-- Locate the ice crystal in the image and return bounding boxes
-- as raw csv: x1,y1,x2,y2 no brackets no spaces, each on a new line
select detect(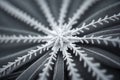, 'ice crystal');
0,0,120,80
